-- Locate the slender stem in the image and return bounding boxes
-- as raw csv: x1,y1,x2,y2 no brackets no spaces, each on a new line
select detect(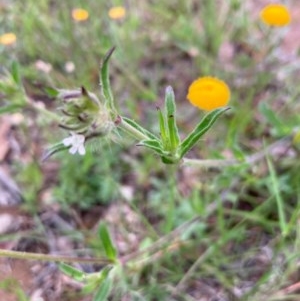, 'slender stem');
182,136,292,168
0,249,113,265
165,165,177,232
118,116,149,140
182,158,237,168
